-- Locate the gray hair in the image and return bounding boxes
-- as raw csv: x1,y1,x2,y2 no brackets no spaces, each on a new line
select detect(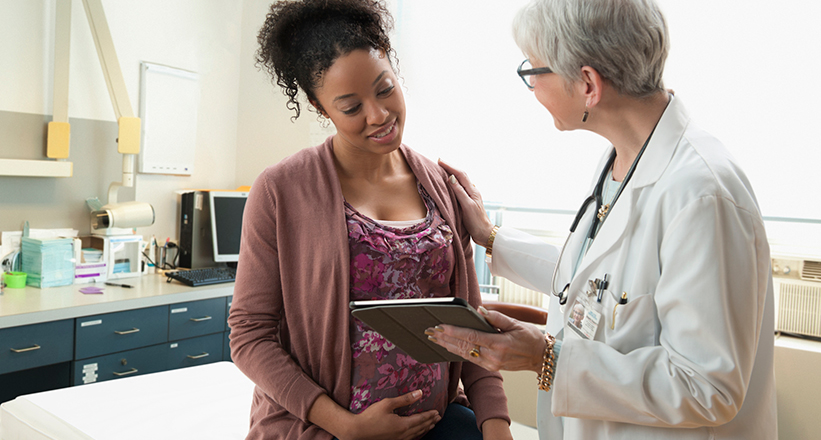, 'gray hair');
513,0,669,97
